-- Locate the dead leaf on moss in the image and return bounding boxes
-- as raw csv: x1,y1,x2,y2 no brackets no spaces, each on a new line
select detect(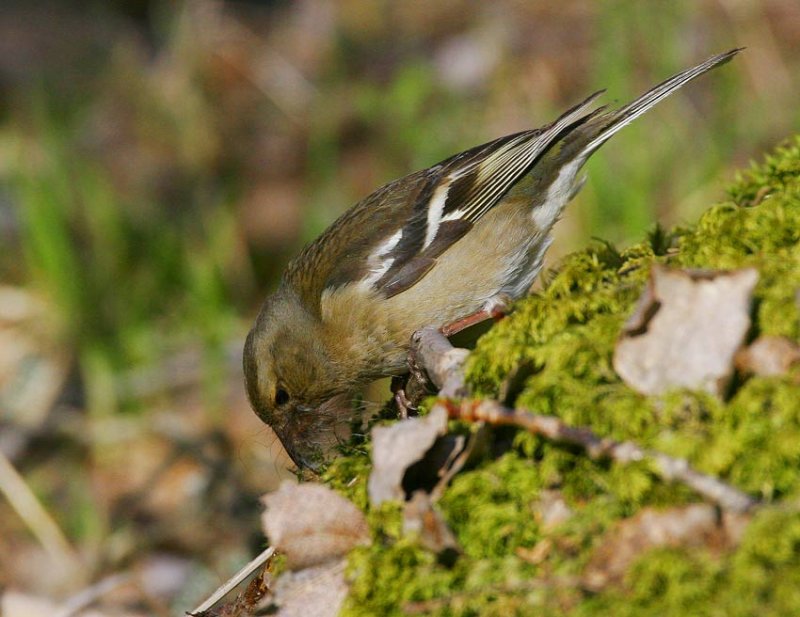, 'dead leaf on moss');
403,491,461,559
268,560,348,617
261,482,369,570
614,266,758,396
532,489,573,531
368,406,448,505
515,539,553,565
582,504,746,591
735,335,800,376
